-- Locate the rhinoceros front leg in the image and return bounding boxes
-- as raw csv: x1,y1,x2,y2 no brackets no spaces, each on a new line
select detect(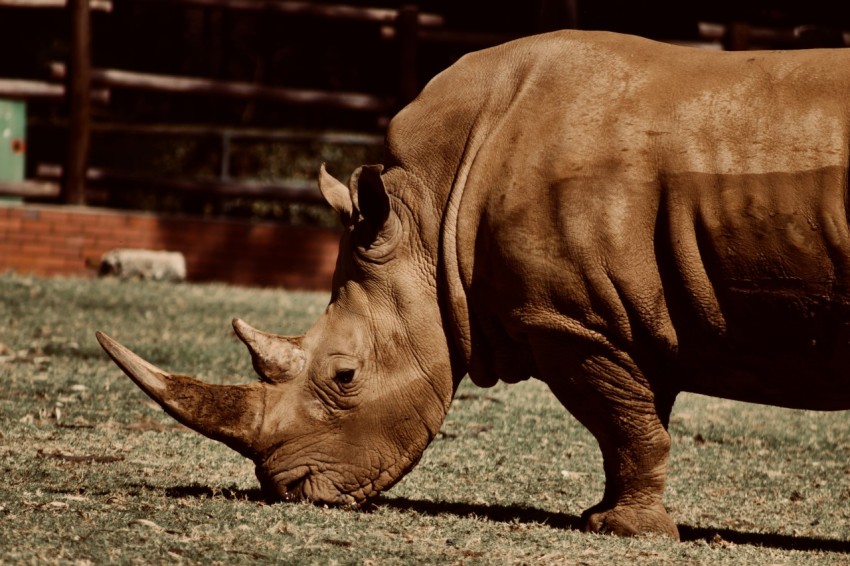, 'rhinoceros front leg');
540,347,679,539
